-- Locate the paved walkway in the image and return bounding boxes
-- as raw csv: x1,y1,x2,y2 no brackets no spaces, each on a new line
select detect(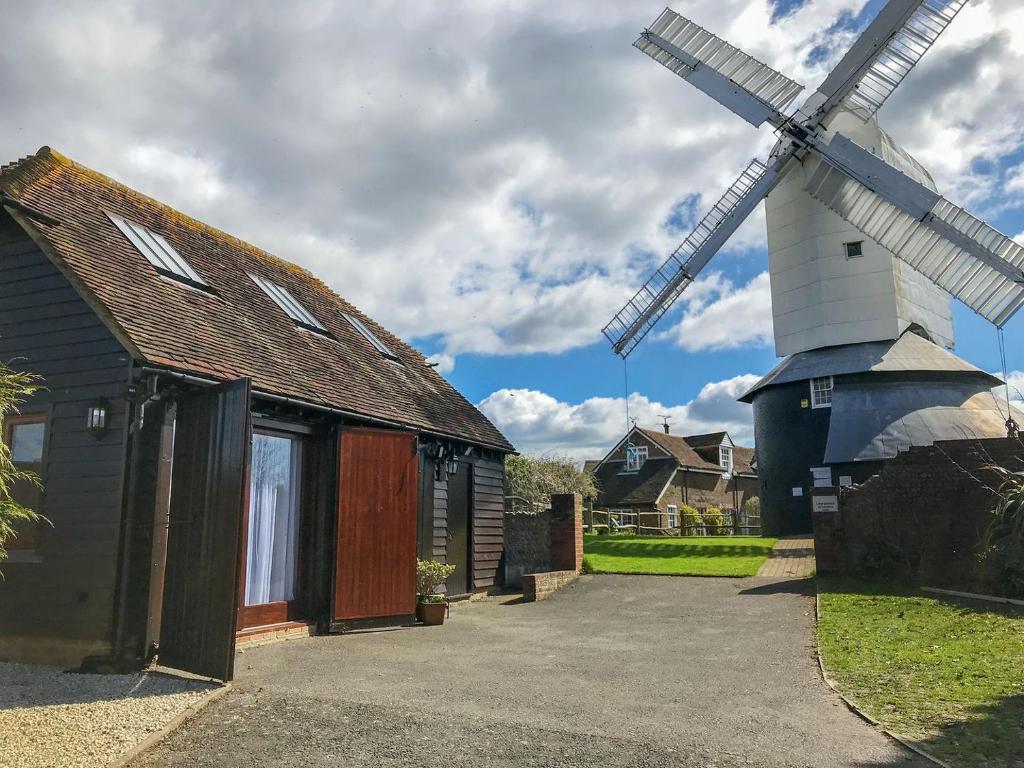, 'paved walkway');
132,575,923,768
756,536,816,579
